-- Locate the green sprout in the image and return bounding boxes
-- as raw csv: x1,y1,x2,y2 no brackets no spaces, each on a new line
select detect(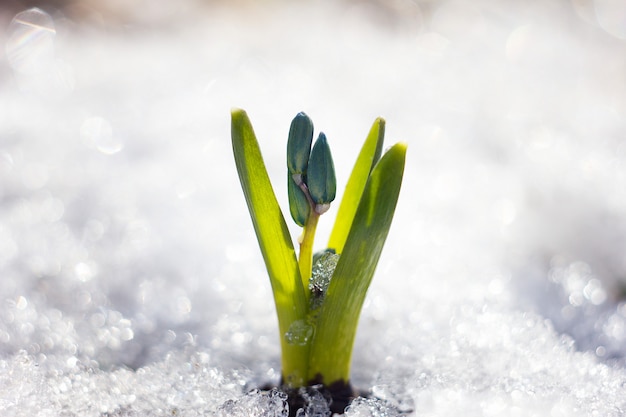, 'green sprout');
231,108,407,390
